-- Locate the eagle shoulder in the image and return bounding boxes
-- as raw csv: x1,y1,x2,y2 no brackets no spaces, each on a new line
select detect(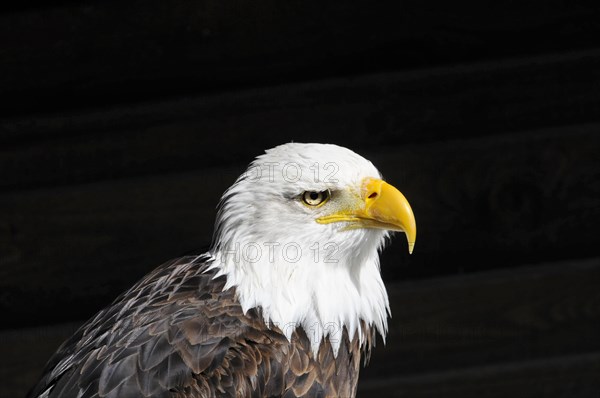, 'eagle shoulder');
28,256,372,398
